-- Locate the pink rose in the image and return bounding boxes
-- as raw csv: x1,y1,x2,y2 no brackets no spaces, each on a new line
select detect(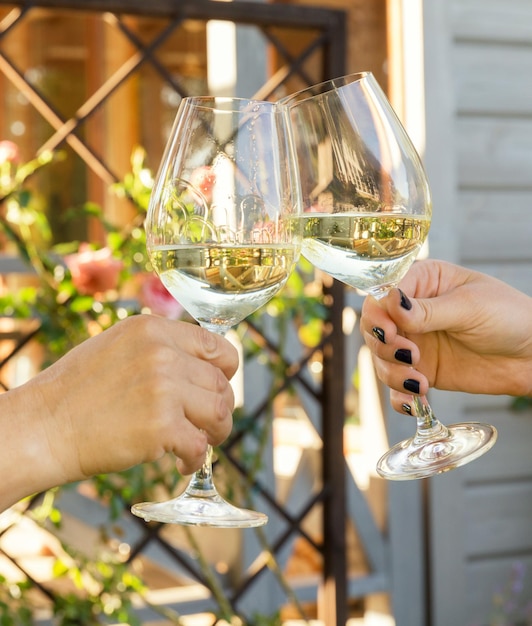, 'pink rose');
138,273,184,320
0,140,20,165
189,166,216,204
65,244,123,296
251,220,277,244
